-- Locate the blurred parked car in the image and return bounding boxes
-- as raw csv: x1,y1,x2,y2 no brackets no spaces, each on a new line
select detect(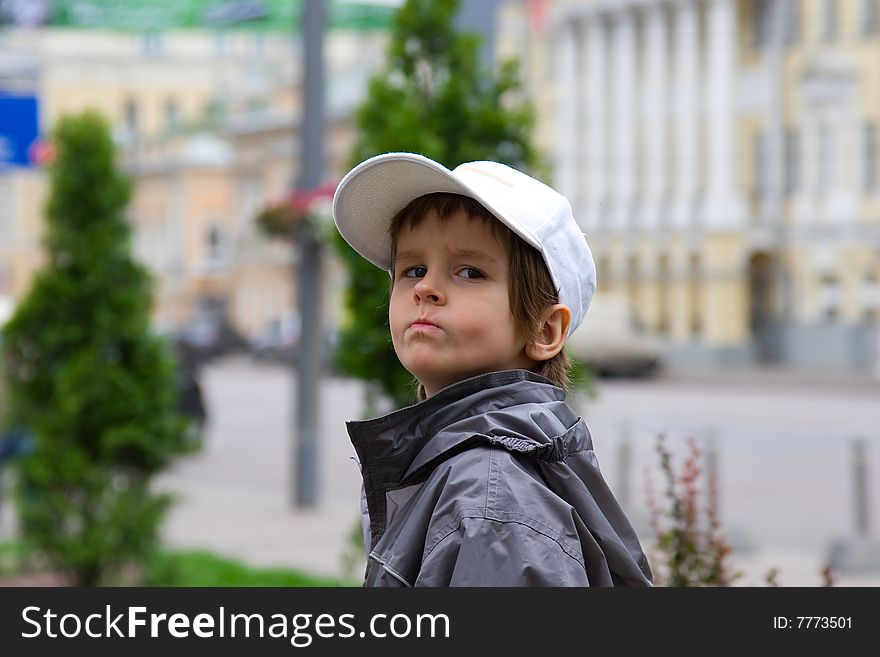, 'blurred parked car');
249,312,339,373
250,312,301,363
566,293,664,378
178,316,247,362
